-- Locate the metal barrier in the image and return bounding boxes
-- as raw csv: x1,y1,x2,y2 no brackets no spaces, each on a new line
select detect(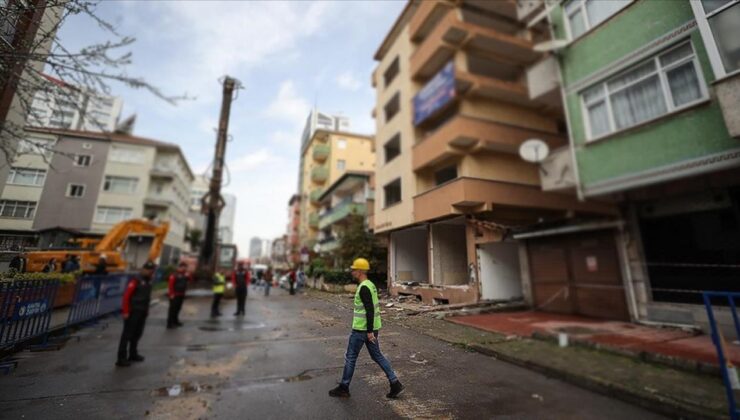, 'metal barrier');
0,279,59,348
703,291,740,420
66,273,133,327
